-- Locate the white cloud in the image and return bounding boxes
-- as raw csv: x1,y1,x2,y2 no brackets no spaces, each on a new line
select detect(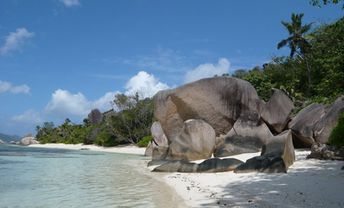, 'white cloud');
125,71,169,98
184,58,230,83
0,80,30,94
0,28,34,56
43,71,168,121
92,91,119,110
45,89,90,118
45,89,118,119
11,109,42,124
59,0,80,7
